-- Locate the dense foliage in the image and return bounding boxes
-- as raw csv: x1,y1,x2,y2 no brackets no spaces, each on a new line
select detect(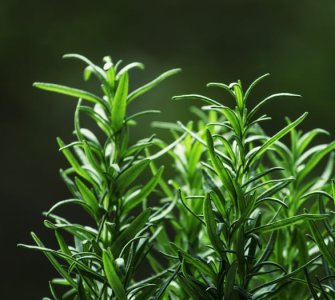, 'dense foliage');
19,55,335,299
